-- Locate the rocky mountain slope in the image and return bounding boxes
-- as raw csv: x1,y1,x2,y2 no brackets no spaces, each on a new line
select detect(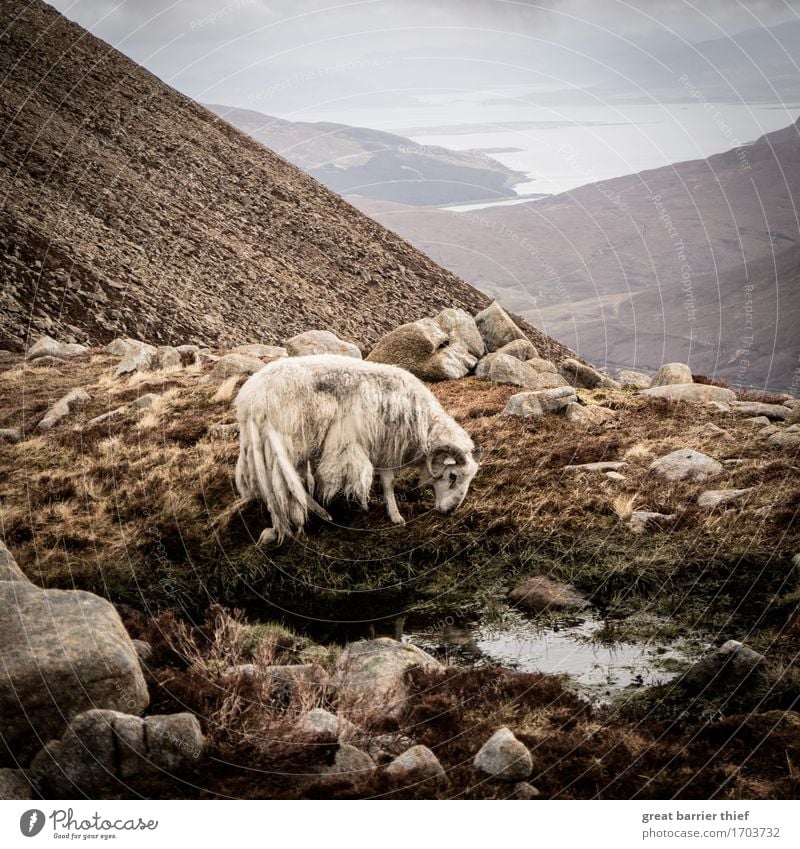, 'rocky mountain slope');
356,118,800,390
205,104,526,207
0,0,571,363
